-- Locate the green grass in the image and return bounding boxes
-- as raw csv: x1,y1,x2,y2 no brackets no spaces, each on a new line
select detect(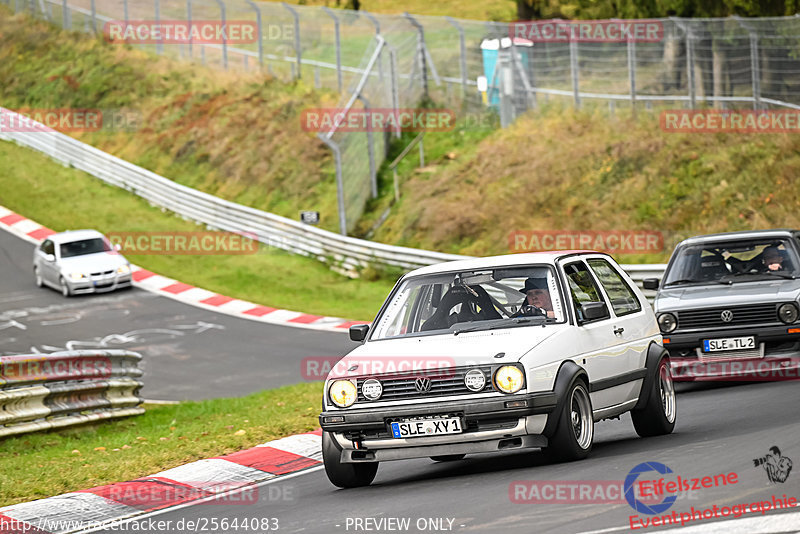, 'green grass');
0,382,323,506
0,140,393,320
